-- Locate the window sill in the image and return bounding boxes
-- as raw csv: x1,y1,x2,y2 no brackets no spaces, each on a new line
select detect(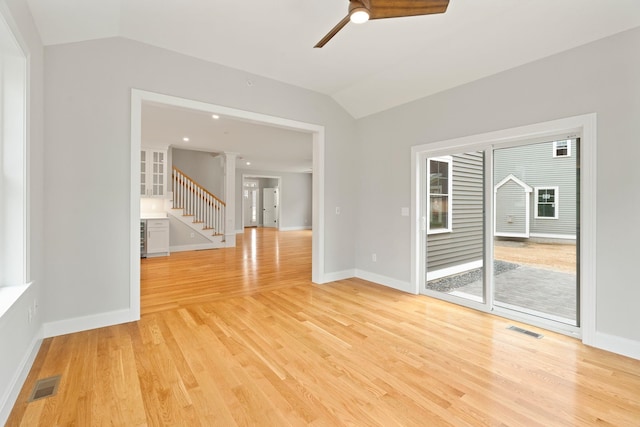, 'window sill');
0,283,30,319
